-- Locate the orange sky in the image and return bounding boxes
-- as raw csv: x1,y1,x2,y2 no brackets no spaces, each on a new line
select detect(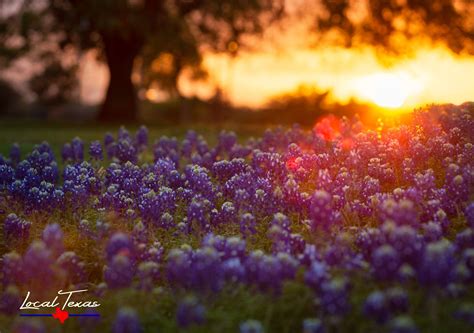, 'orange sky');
199,45,474,108
78,1,474,110
3,0,474,110
80,44,474,110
